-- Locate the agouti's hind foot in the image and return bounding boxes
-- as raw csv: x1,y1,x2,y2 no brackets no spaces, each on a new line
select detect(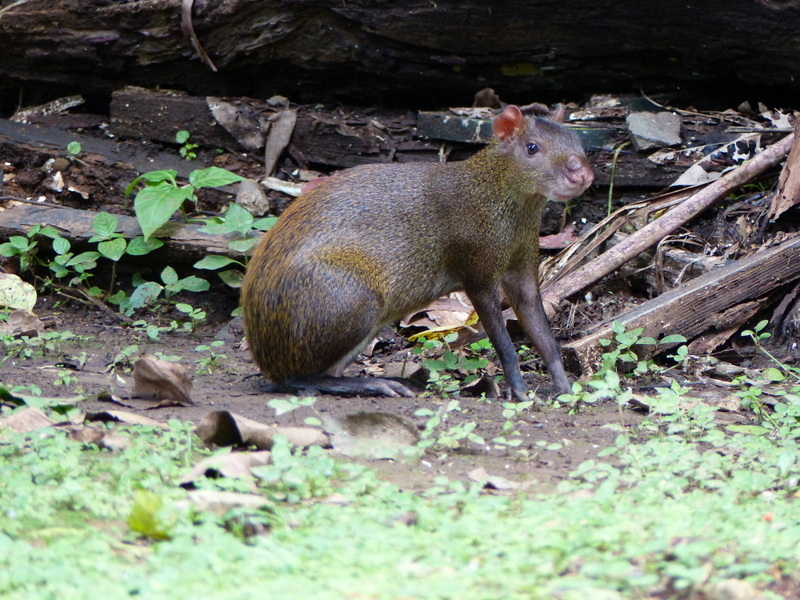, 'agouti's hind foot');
280,376,417,398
